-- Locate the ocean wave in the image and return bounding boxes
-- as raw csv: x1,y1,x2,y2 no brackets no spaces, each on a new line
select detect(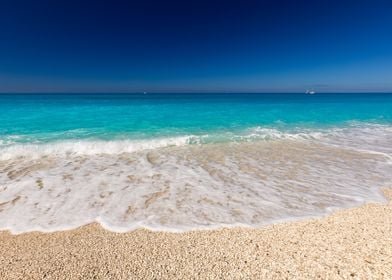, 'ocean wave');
1,123,392,160
0,131,319,160
0,136,191,160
